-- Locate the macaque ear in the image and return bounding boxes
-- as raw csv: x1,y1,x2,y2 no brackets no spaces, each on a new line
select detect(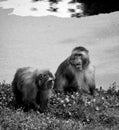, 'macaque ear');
69,55,75,65
37,79,42,86
35,74,43,87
